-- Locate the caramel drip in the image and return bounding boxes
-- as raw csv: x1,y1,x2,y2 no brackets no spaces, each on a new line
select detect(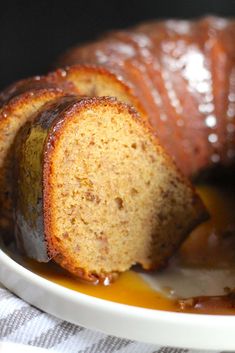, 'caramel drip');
178,292,235,315
179,185,235,268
